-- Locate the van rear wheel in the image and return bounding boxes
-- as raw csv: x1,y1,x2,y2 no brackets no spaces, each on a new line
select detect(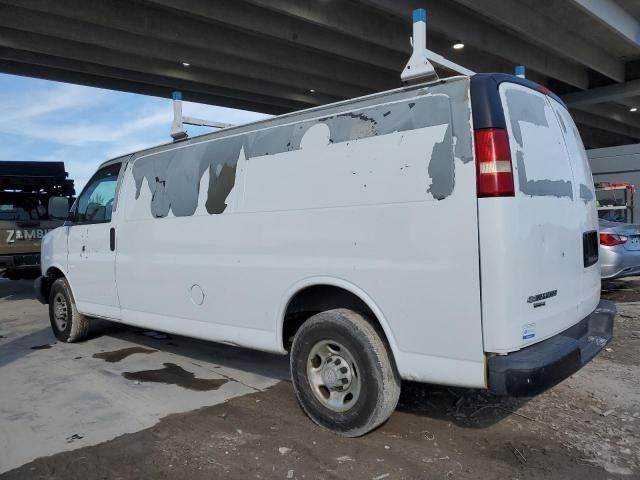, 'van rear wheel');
290,309,400,437
48,278,89,343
